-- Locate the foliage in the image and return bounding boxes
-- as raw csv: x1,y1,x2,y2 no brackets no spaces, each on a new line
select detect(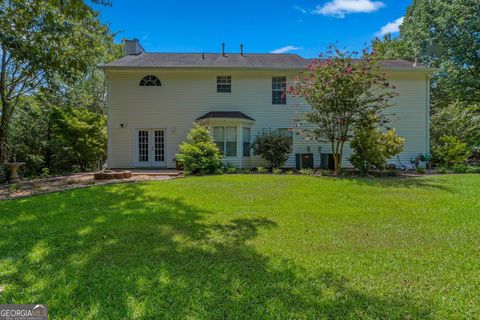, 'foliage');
372,0,480,109
8,98,55,175
452,164,480,174
176,124,223,175
299,168,315,176
415,167,426,174
432,135,470,168
319,169,330,176
437,167,448,174
50,107,106,171
371,34,415,61
430,101,480,150
350,115,405,174
0,0,115,163
289,47,397,173
223,163,237,174
40,168,50,179
272,168,283,175
252,131,292,169
256,166,267,174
